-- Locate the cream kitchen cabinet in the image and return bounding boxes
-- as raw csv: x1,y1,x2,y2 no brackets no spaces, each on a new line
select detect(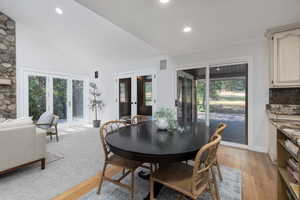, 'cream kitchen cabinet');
267,27,300,87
